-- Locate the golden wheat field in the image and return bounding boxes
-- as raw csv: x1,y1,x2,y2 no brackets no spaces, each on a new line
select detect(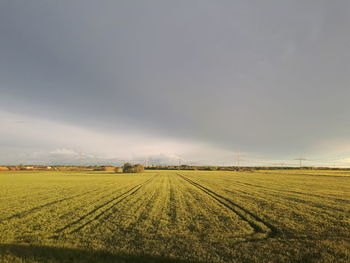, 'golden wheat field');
0,170,349,263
